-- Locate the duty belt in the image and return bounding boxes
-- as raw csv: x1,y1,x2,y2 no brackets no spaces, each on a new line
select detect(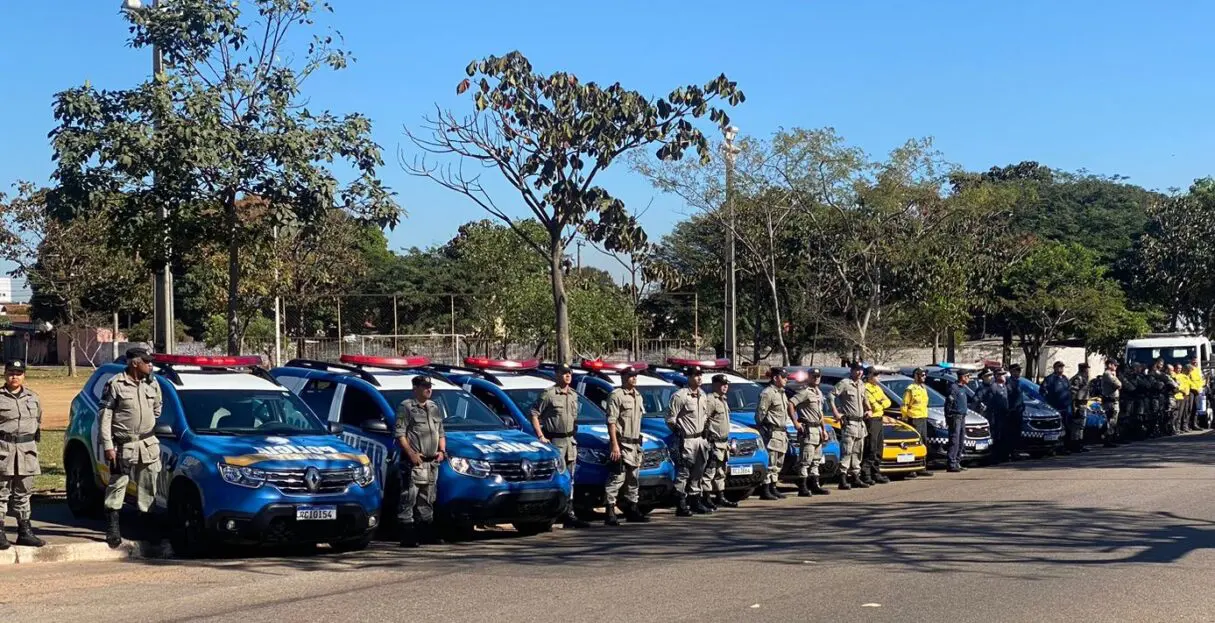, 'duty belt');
844,416,864,422
619,436,643,445
0,432,35,443
545,429,577,439
679,431,705,439
112,430,156,445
